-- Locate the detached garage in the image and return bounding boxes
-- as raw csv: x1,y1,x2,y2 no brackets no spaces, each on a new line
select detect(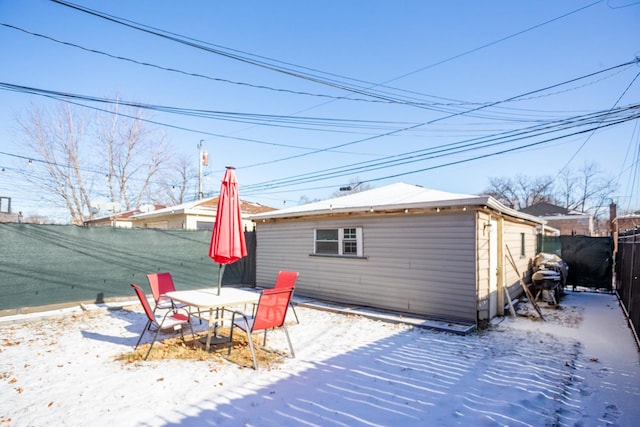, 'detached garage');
249,183,545,327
